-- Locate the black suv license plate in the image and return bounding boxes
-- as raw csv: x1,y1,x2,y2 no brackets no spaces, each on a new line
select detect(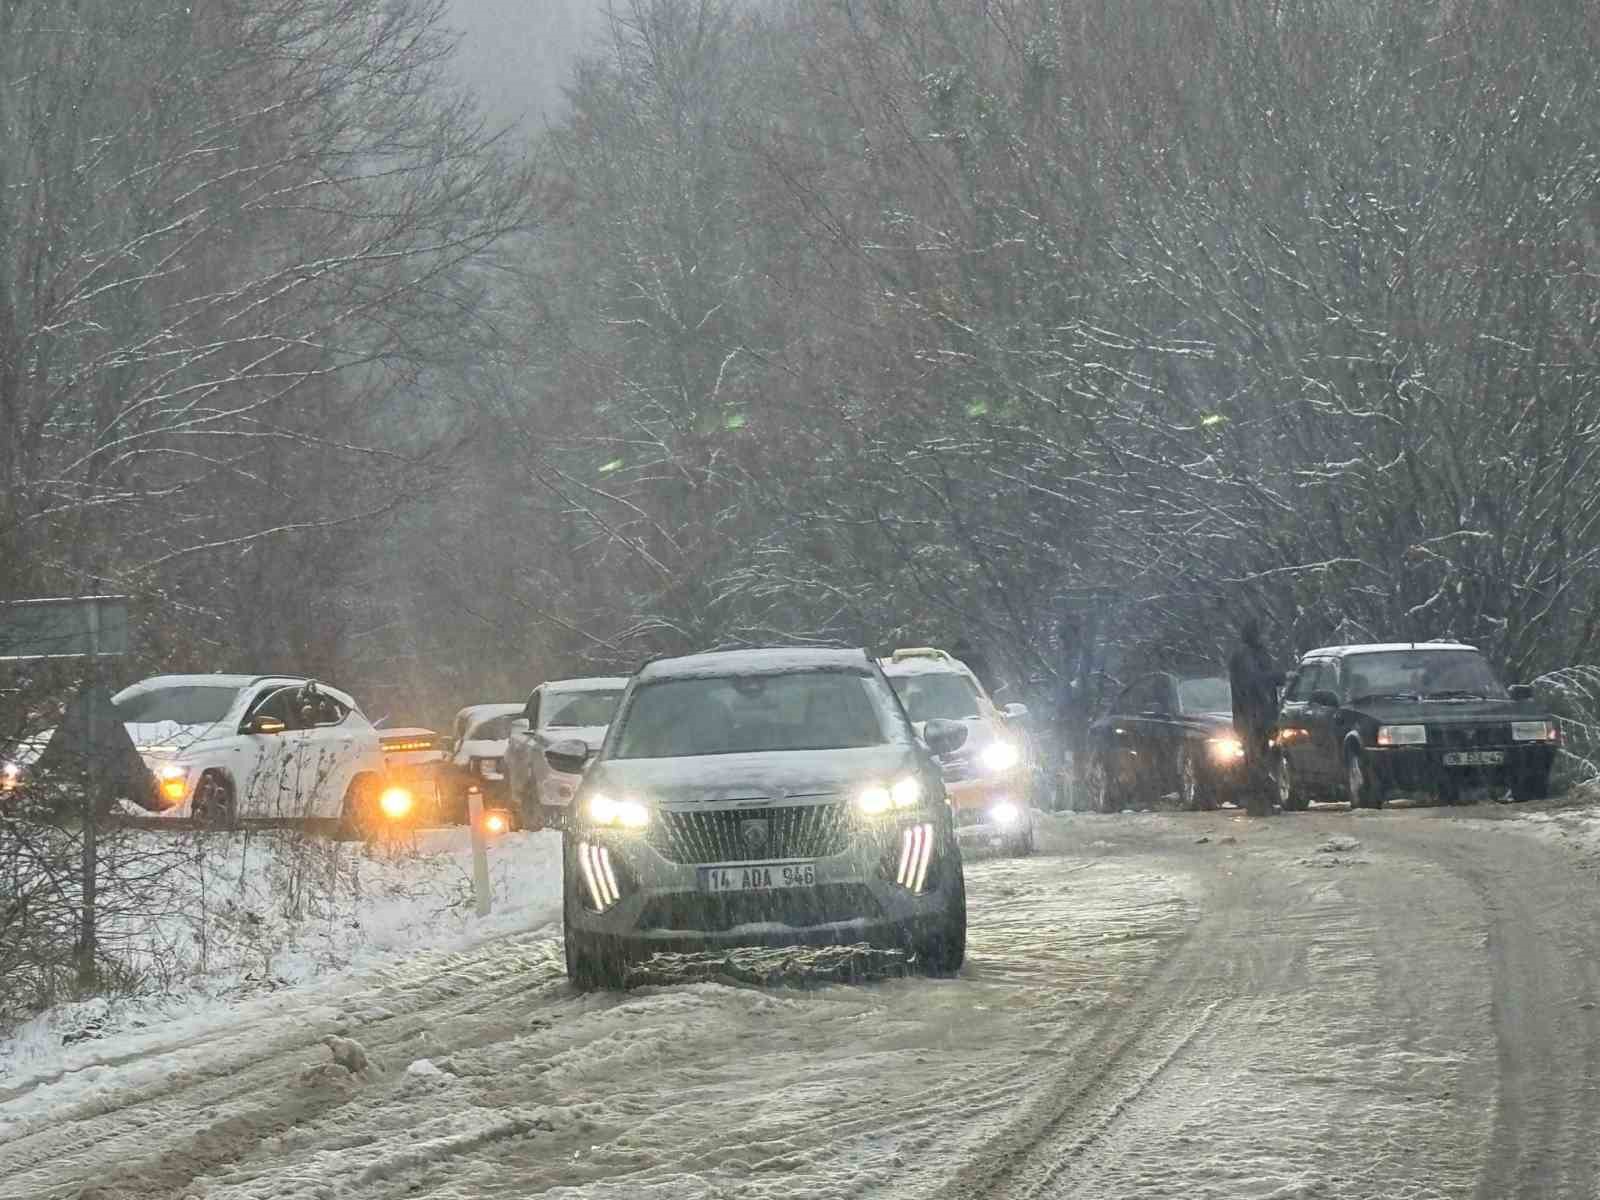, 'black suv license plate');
699,862,816,893
1443,750,1504,766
